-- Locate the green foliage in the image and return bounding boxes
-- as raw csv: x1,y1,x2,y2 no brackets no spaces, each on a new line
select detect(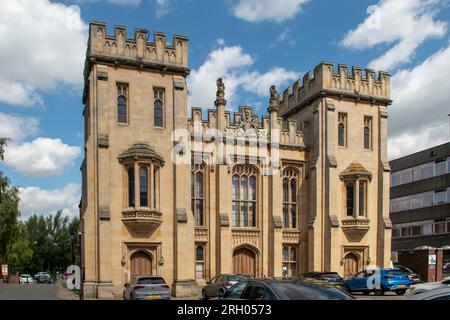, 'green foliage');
0,172,20,264
0,138,8,161
8,224,33,272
